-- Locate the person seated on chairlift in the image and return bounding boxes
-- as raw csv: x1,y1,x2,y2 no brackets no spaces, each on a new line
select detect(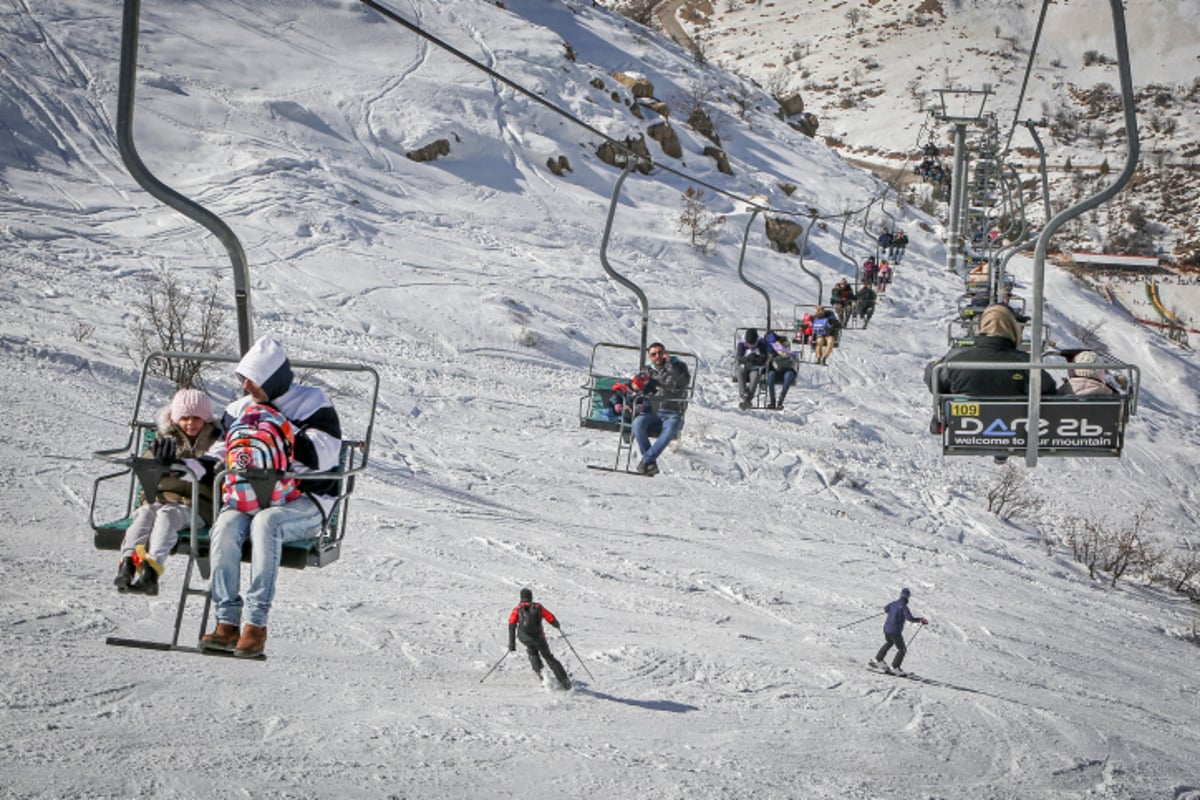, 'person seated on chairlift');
926,304,1056,397
735,328,771,410
628,342,691,477
1059,350,1119,397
